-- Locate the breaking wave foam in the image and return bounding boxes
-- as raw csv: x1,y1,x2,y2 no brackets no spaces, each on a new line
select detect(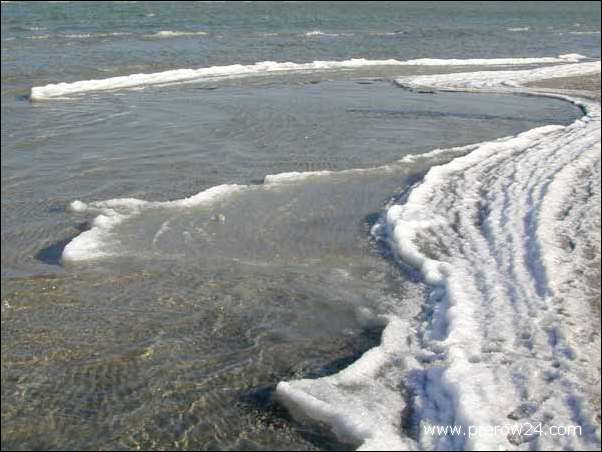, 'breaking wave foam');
30,54,587,100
